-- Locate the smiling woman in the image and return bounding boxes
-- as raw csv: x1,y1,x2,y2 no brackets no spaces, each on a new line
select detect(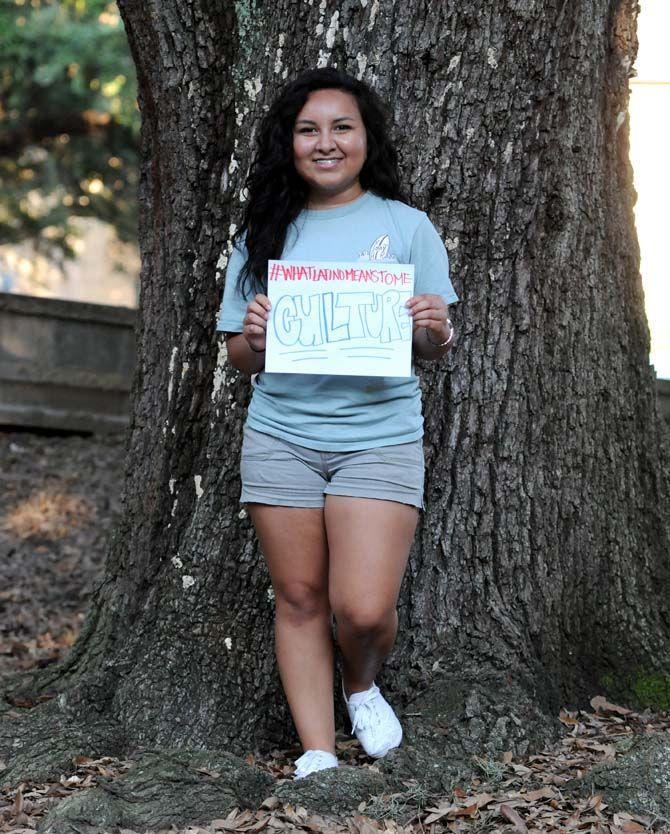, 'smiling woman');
292,89,368,209
215,66,459,781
